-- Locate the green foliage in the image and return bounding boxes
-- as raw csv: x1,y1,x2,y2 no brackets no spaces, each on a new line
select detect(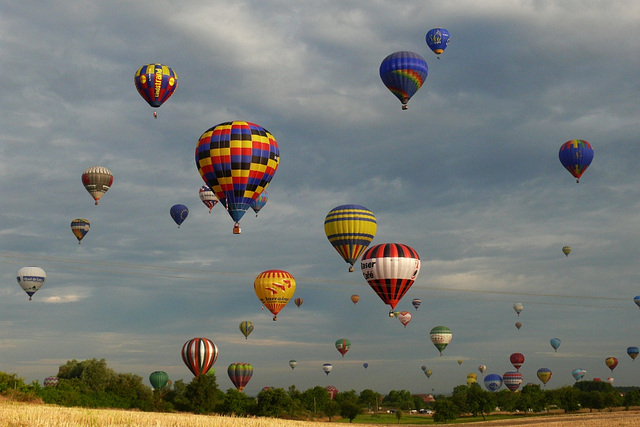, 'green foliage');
0,372,39,401
257,387,293,418
466,383,495,420
623,389,640,408
185,374,219,414
164,379,190,412
518,384,545,413
395,409,403,423
301,386,330,414
359,389,383,412
324,399,339,421
548,386,581,413
382,389,414,411
340,400,362,422
220,388,255,416
433,398,458,423
574,380,616,393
